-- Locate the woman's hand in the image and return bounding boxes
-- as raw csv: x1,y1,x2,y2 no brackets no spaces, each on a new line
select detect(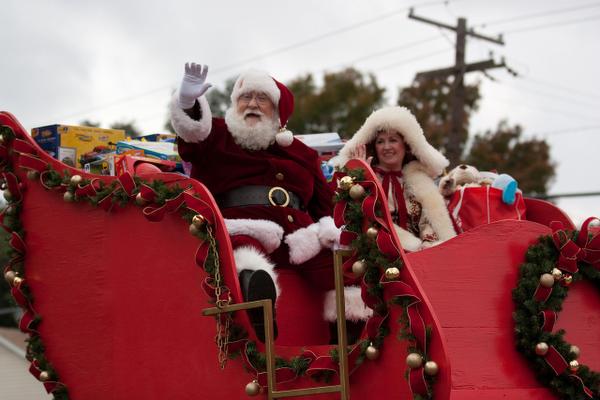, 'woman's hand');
350,144,373,165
